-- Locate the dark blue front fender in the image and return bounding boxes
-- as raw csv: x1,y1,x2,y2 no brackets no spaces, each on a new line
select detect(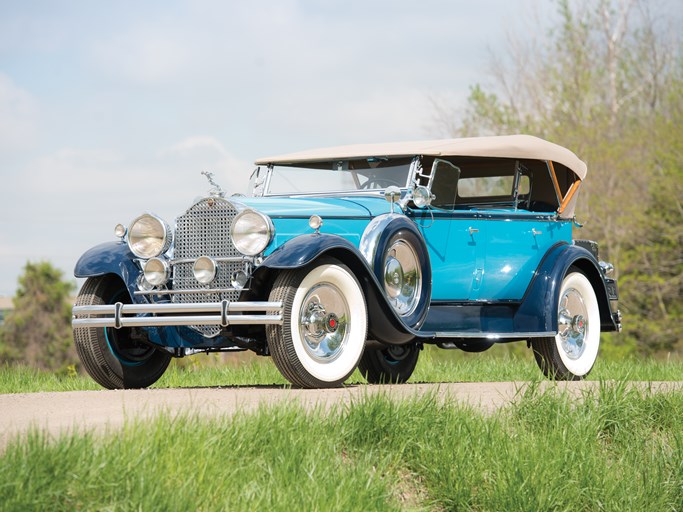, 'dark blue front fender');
259,234,360,269
255,233,419,344
515,243,617,333
74,241,141,300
